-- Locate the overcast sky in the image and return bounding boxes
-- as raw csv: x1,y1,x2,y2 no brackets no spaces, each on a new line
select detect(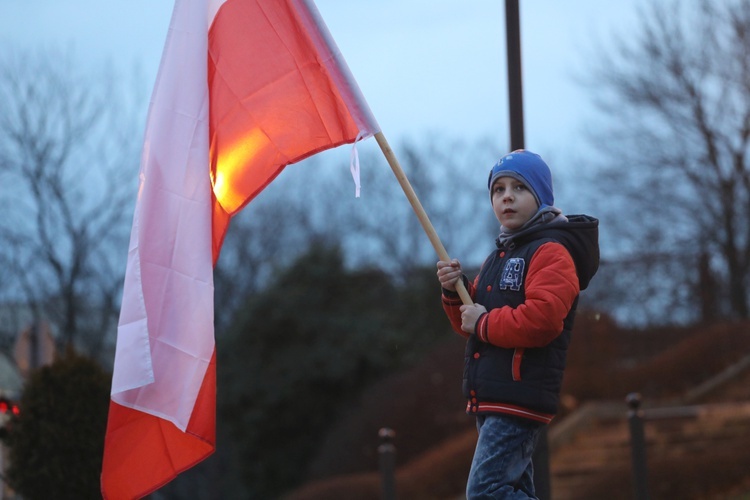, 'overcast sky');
4,1,643,158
